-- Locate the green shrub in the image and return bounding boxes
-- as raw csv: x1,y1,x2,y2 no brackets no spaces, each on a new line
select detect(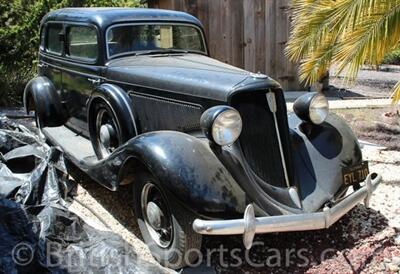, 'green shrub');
0,0,143,106
382,48,400,65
